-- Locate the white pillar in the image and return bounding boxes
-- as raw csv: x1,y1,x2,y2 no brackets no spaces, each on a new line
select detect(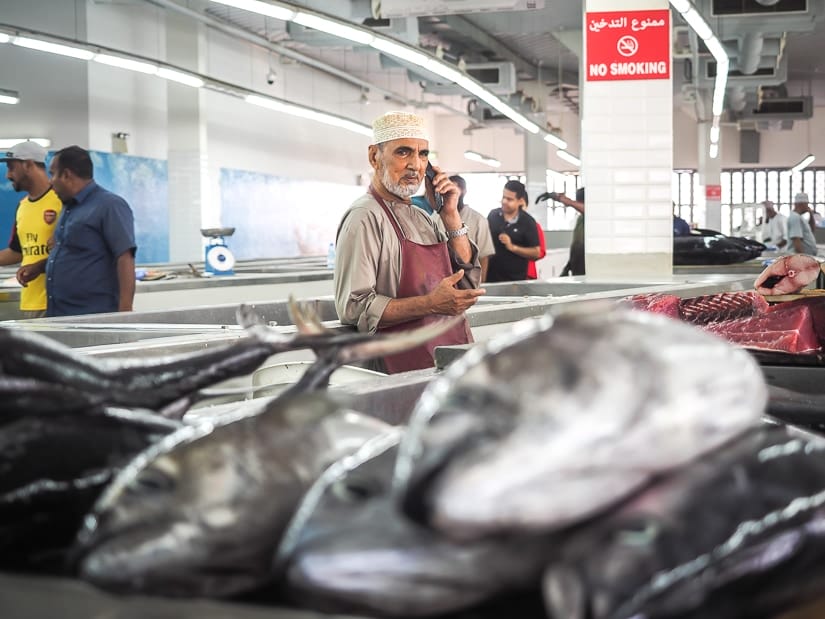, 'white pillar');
165,11,213,262
698,119,723,231
581,0,673,277
525,112,548,229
